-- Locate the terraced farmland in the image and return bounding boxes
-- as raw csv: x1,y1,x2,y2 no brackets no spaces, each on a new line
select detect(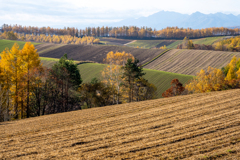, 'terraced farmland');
1,89,240,159
38,44,167,65
0,39,40,52
144,49,240,76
